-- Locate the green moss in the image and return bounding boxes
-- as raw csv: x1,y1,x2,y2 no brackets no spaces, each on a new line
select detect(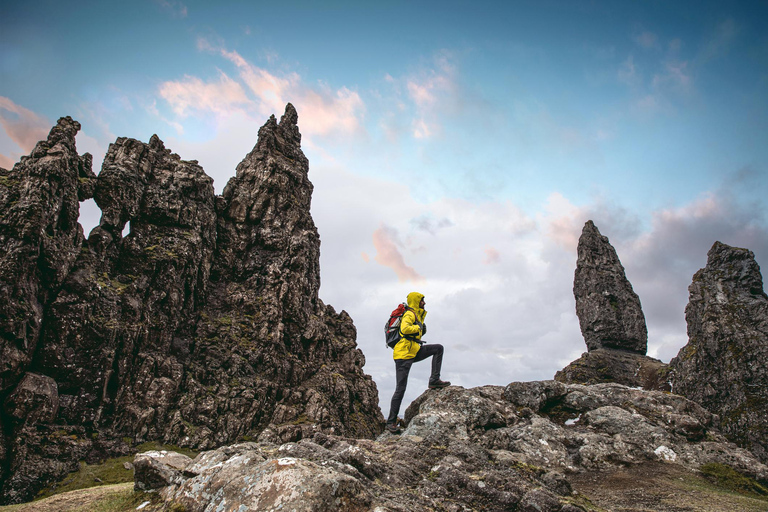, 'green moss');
0,175,19,187
34,457,135,500
699,463,768,496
